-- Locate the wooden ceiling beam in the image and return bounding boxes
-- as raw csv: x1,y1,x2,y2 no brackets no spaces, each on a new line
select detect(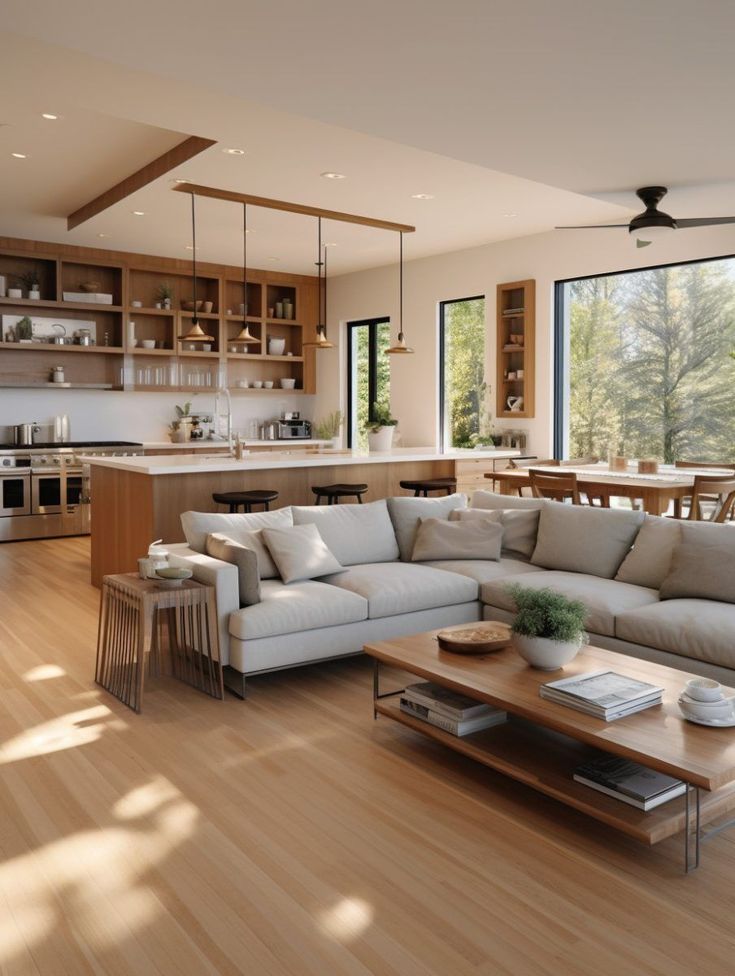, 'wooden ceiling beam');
67,135,216,231
172,182,416,233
